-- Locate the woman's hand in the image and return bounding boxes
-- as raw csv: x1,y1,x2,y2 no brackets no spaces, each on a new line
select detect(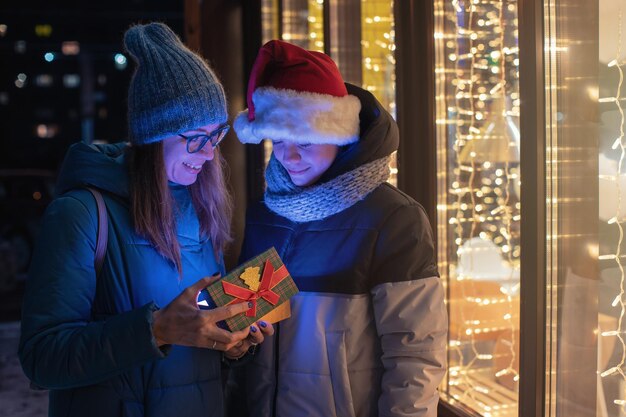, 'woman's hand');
224,320,275,360
151,275,251,350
